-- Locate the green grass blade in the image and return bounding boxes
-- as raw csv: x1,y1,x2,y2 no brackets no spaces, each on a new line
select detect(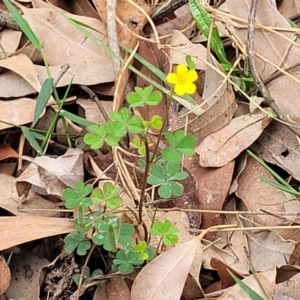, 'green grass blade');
247,150,297,191
59,110,95,127
32,78,54,127
188,0,231,66
21,126,43,155
258,176,300,197
227,269,266,300
3,0,42,50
